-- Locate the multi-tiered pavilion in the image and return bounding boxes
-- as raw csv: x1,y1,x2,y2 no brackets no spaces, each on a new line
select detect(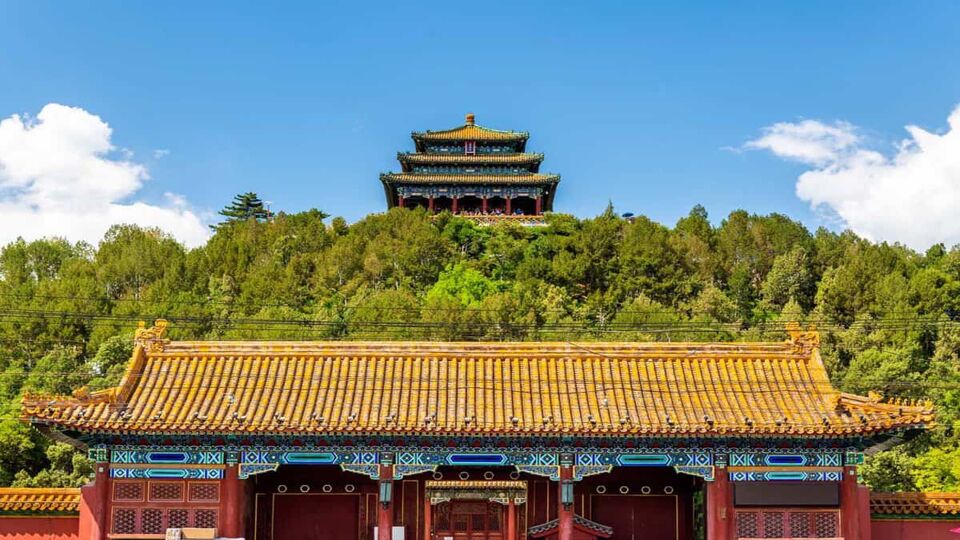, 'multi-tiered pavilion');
22,321,933,540
381,114,560,223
